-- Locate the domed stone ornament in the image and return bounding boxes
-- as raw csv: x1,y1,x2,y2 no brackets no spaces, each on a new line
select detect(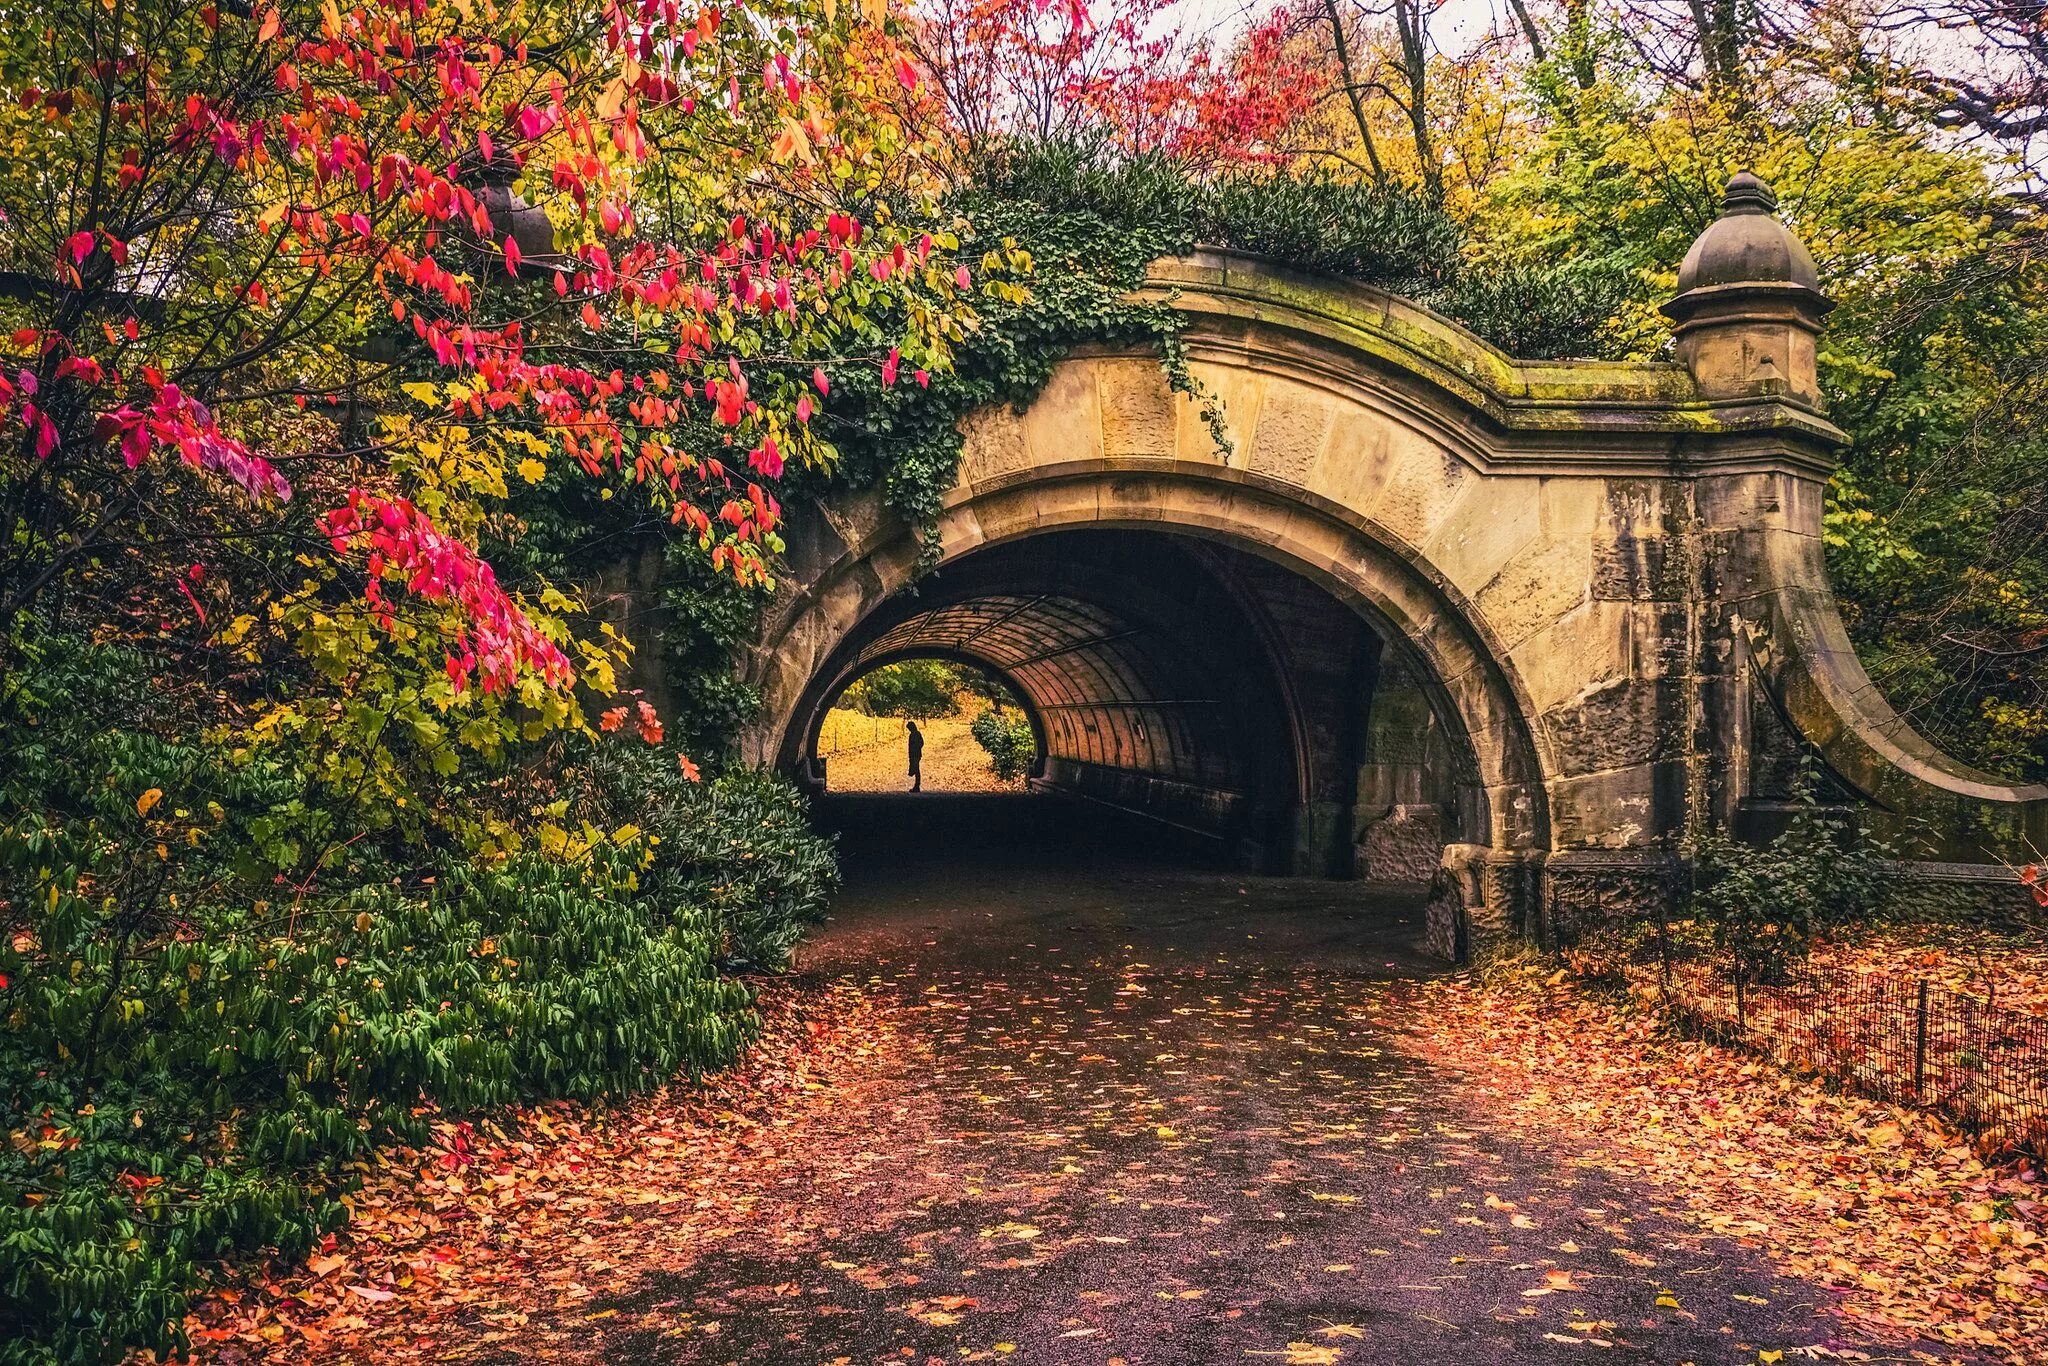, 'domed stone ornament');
1663,172,1832,408
1675,172,1821,294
